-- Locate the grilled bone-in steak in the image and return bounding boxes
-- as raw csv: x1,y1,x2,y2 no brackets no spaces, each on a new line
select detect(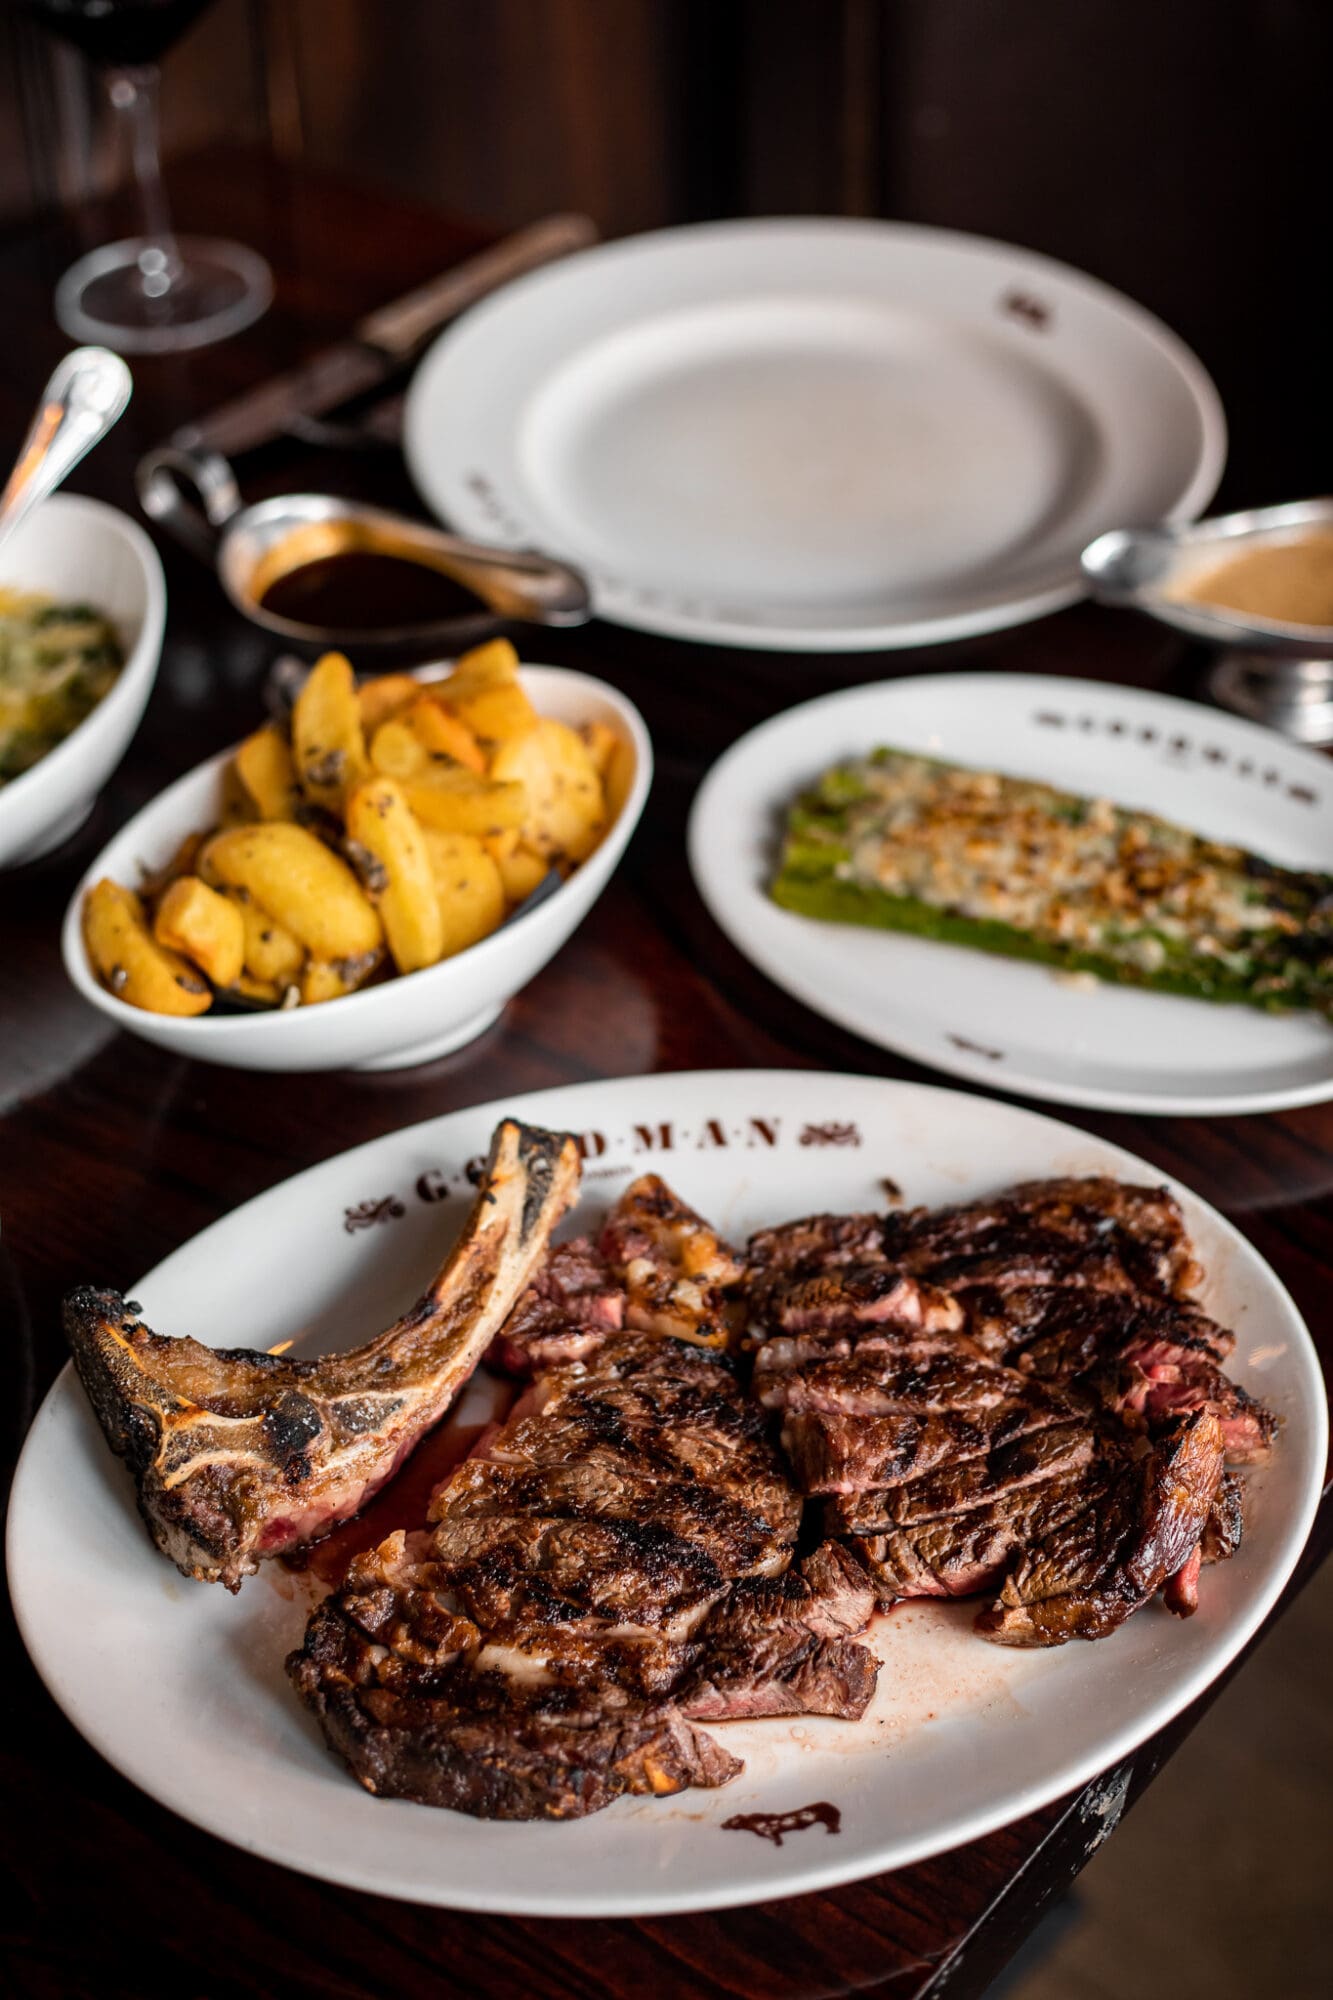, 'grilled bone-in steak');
289,1176,878,1818
747,1176,1273,1646
64,1121,580,1589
